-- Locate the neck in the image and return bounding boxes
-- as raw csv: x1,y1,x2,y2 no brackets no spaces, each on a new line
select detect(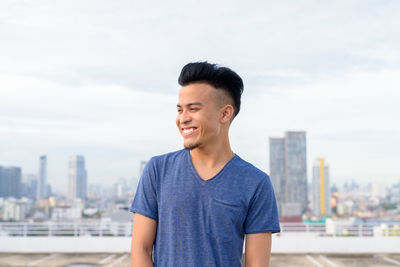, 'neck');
189,137,234,168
